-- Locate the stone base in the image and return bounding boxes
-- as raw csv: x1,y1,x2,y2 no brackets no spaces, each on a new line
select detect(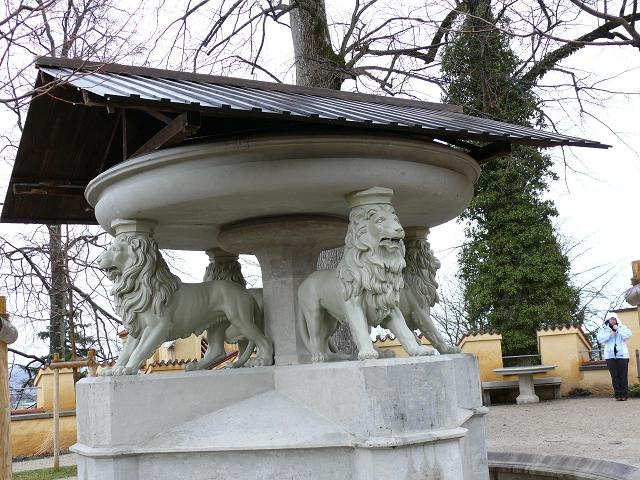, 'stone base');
72,354,489,480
